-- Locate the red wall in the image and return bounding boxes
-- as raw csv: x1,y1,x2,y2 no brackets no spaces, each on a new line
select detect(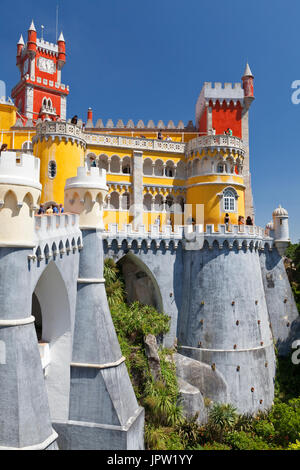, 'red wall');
198,108,207,135
32,88,61,118
211,101,242,138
